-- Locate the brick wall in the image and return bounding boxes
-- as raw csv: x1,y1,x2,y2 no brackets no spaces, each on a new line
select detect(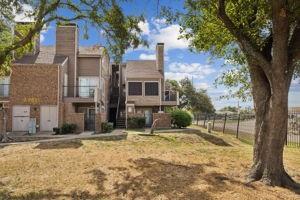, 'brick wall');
8,64,60,131
65,113,84,133
95,113,102,133
153,113,171,128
